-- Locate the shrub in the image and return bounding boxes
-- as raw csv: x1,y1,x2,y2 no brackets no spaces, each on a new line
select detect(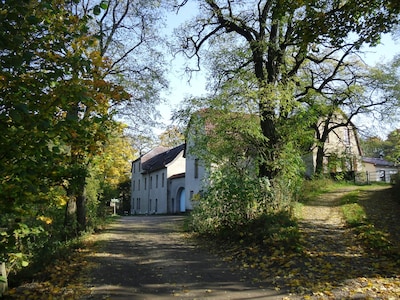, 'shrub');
188,166,301,252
